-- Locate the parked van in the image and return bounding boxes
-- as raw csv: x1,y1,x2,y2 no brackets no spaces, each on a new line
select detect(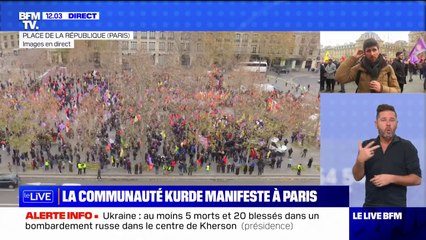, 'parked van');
0,173,20,189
